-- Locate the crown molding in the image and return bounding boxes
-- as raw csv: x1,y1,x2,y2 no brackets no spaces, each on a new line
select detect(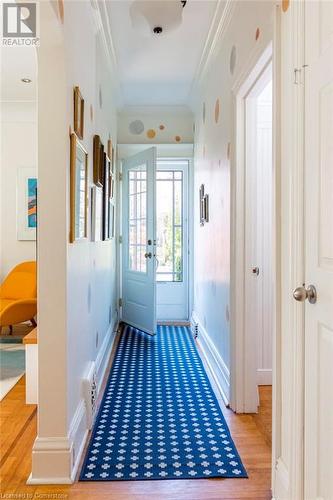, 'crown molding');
90,0,123,104
191,0,236,94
